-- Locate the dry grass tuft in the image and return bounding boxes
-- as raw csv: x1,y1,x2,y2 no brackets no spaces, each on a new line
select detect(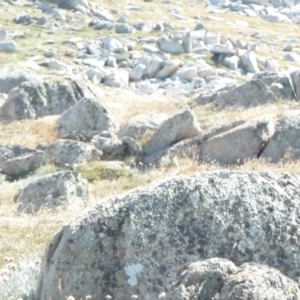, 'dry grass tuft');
0,118,59,148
